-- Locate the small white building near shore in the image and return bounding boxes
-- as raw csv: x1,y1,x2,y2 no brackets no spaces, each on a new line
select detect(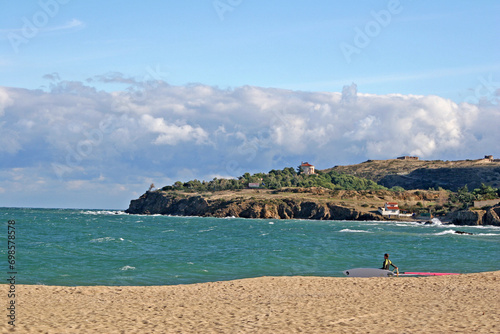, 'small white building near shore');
378,202,400,216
